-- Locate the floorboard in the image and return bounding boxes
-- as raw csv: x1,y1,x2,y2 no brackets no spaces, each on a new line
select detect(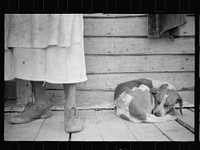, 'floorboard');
35,111,69,141
123,119,170,141
70,110,102,141
5,113,44,141
154,120,194,141
4,109,194,141
176,109,194,133
95,110,137,141
4,113,14,135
